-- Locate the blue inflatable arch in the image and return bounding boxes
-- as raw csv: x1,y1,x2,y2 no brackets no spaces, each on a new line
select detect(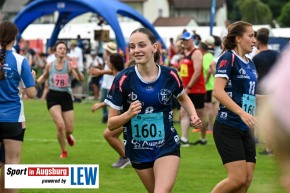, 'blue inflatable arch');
13,0,165,52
